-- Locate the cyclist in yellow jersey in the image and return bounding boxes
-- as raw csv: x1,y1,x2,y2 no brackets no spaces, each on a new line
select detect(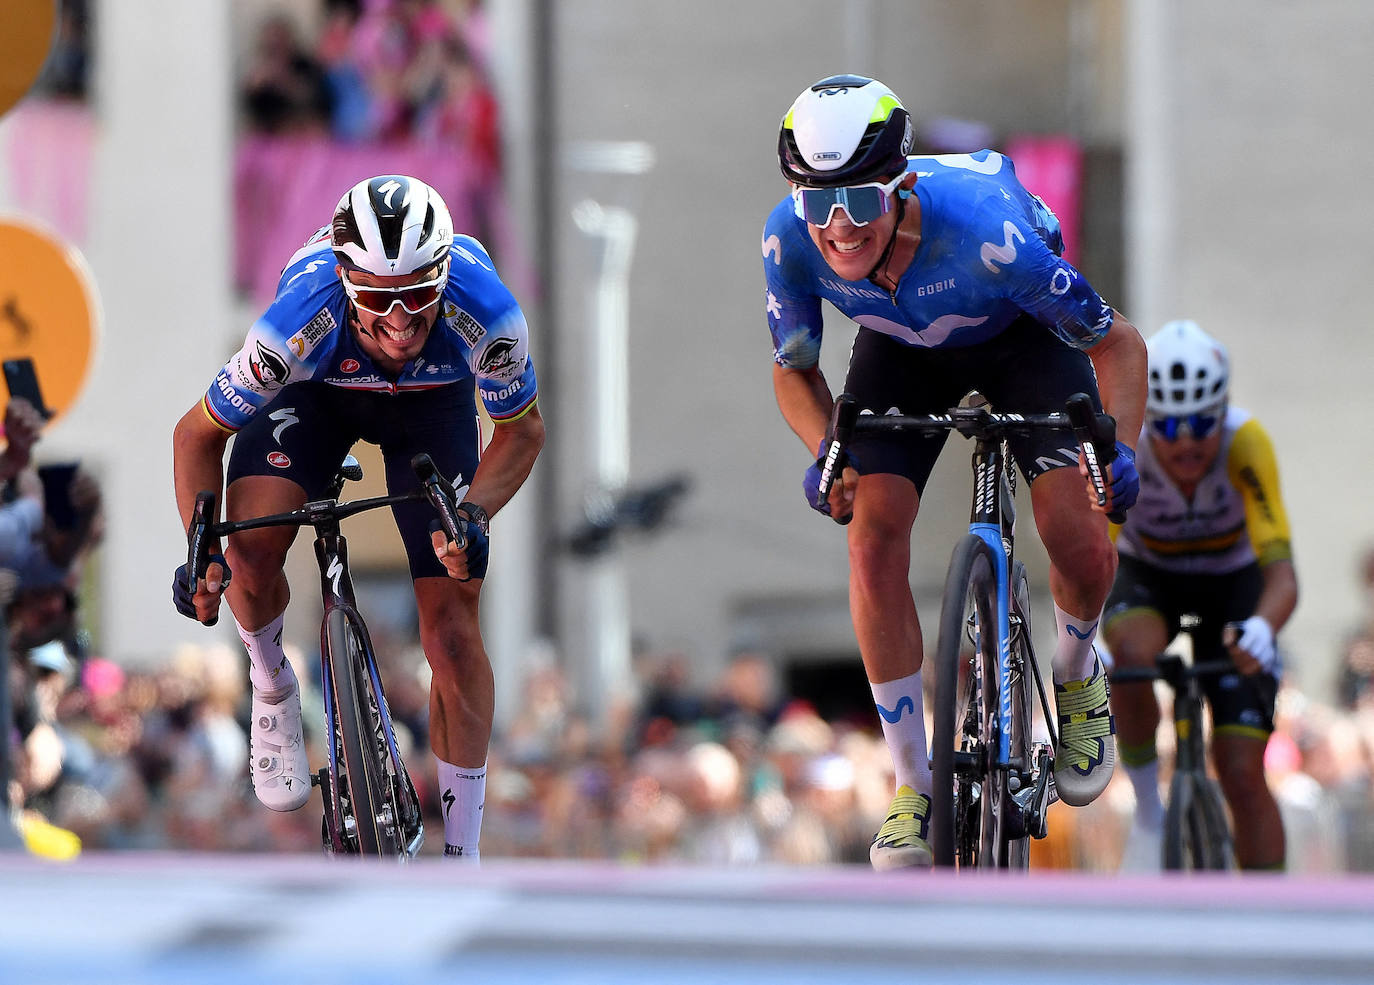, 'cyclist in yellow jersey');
1103,320,1297,870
